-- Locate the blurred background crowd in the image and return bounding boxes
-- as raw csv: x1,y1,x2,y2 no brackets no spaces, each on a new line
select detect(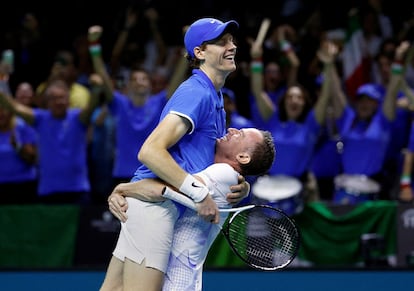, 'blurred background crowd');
2,0,414,212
